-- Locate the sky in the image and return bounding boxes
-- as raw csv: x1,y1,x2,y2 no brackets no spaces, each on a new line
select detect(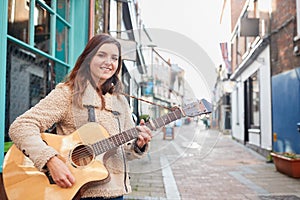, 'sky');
138,0,231,99
138,0,230,67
